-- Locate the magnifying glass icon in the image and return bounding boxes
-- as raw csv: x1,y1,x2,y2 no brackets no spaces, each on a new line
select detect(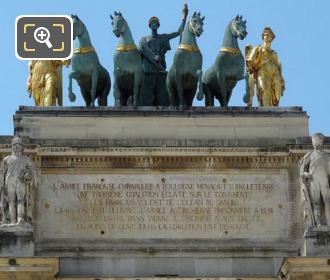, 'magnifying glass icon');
34,26,53,48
